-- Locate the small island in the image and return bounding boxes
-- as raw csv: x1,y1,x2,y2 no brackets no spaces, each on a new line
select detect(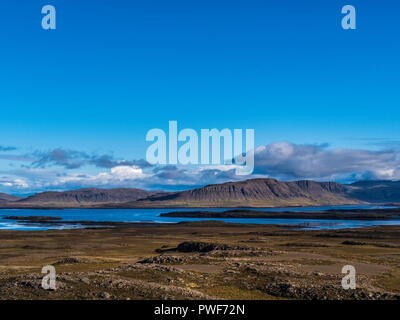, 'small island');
160,208,400,220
